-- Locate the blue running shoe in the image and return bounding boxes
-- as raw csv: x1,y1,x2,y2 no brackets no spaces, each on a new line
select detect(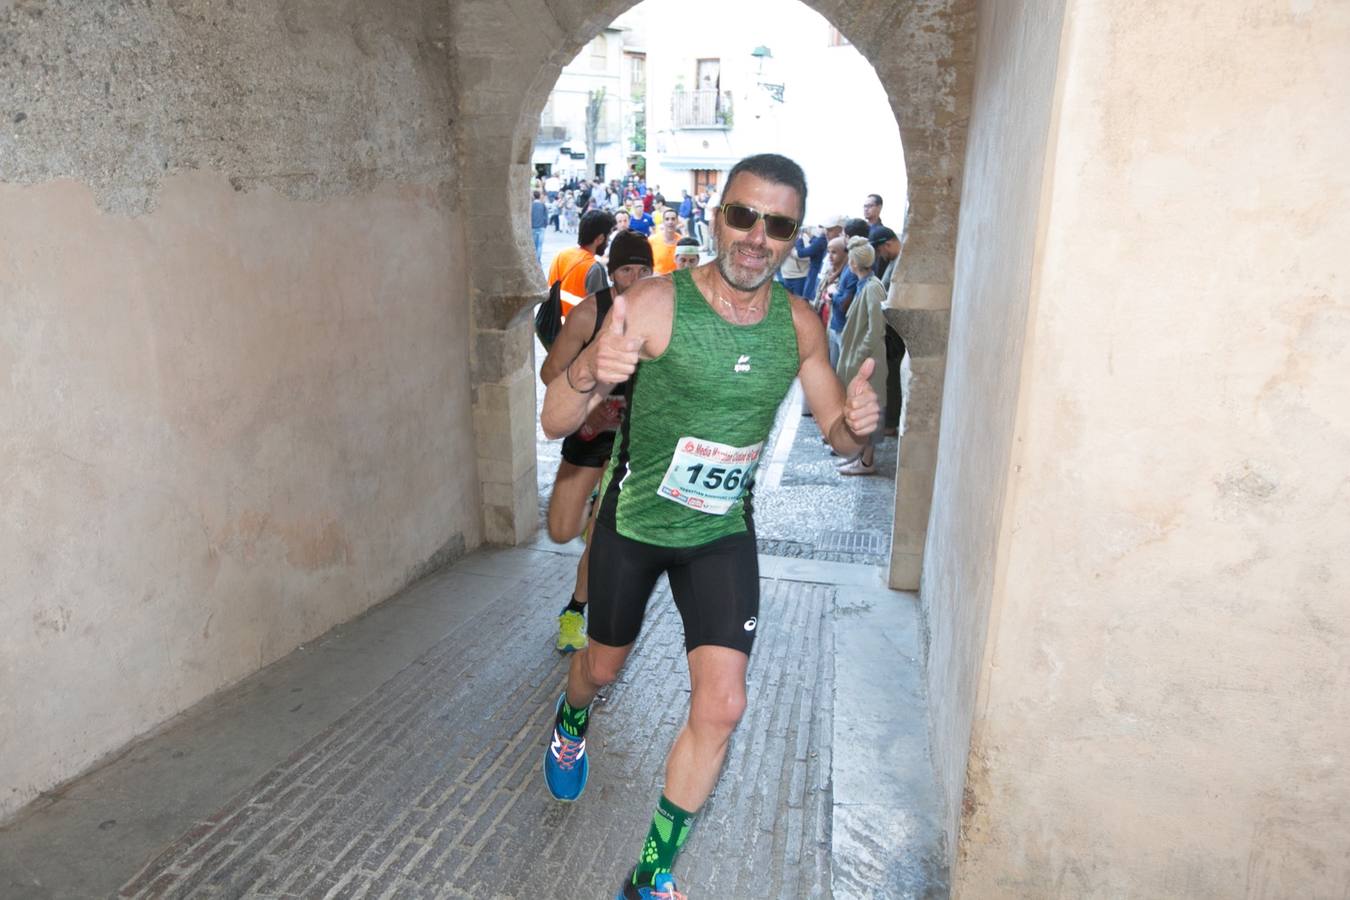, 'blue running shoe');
617,868,685,899
543,693,588,801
